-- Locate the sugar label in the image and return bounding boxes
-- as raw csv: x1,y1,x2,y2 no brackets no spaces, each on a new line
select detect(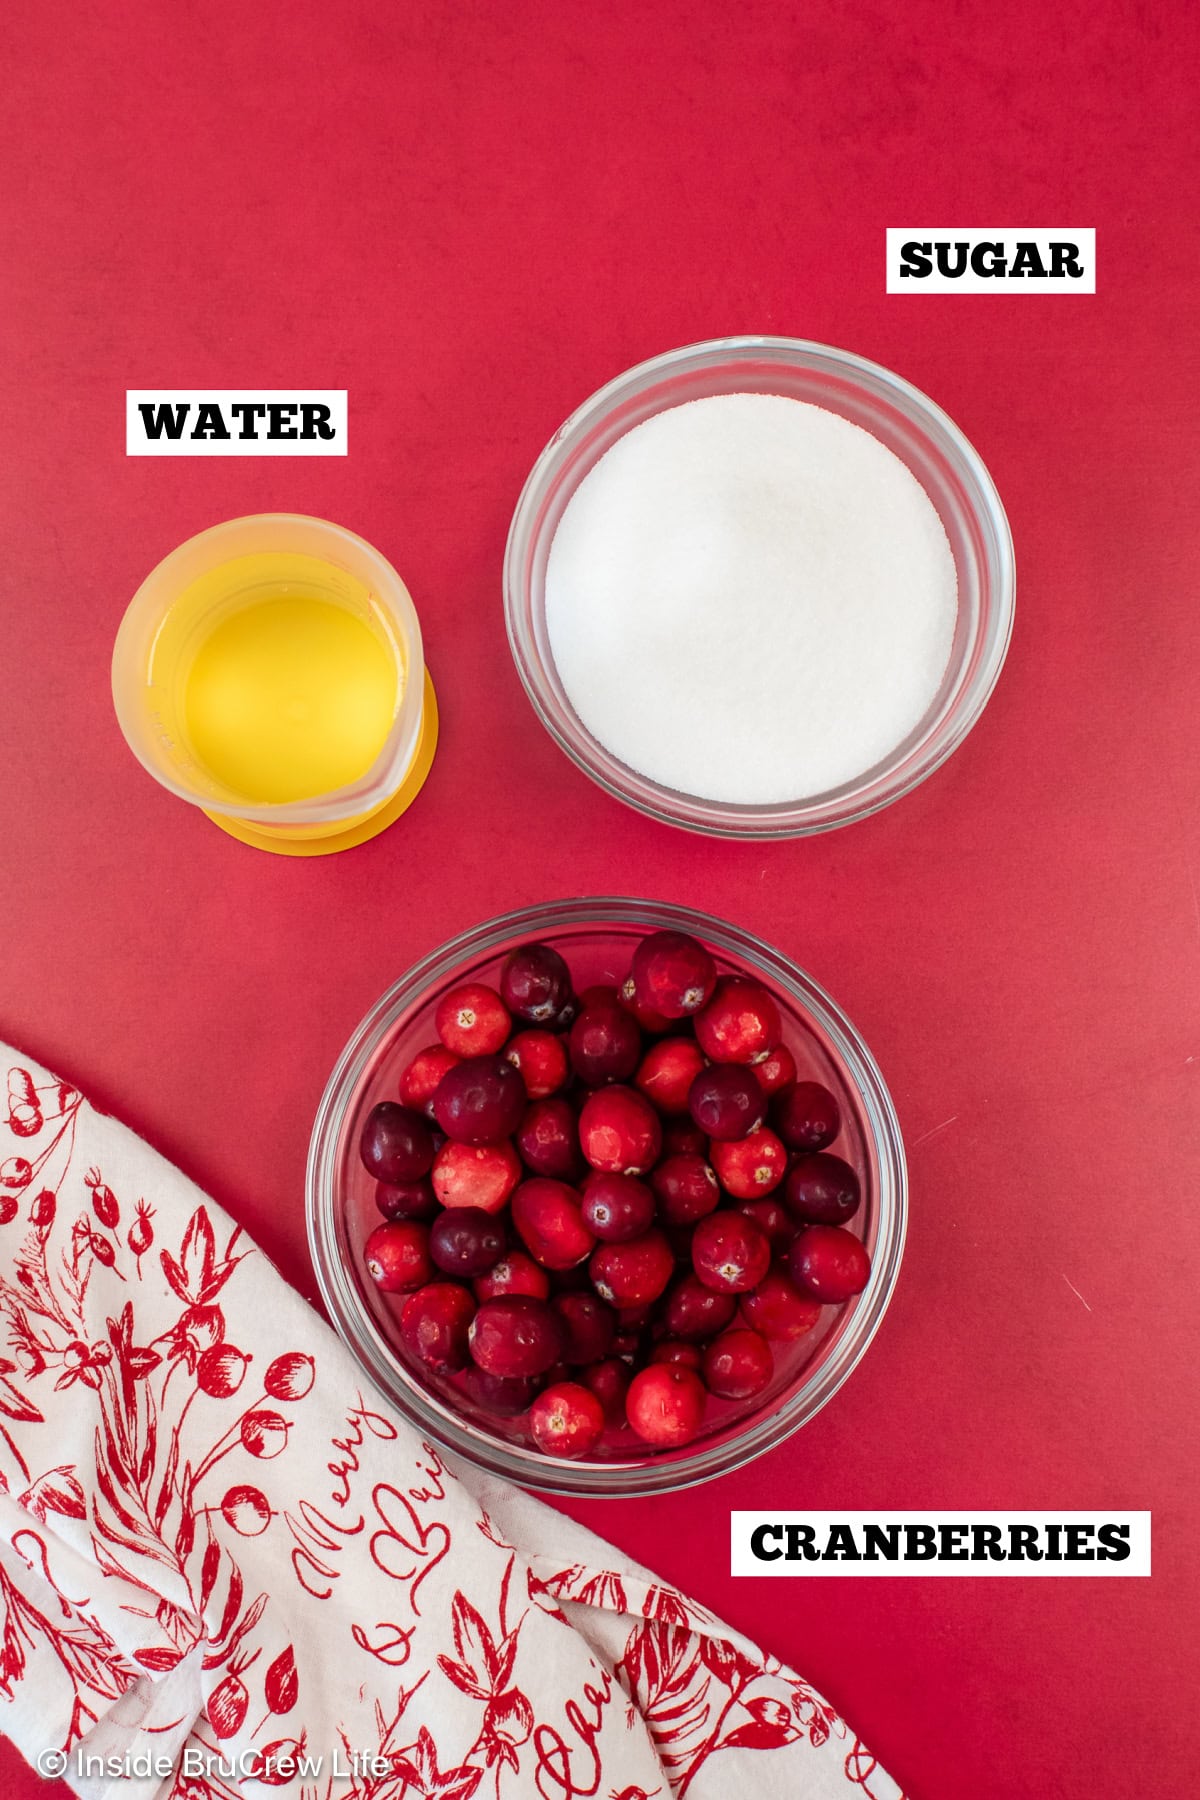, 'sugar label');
886,229,1096,293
